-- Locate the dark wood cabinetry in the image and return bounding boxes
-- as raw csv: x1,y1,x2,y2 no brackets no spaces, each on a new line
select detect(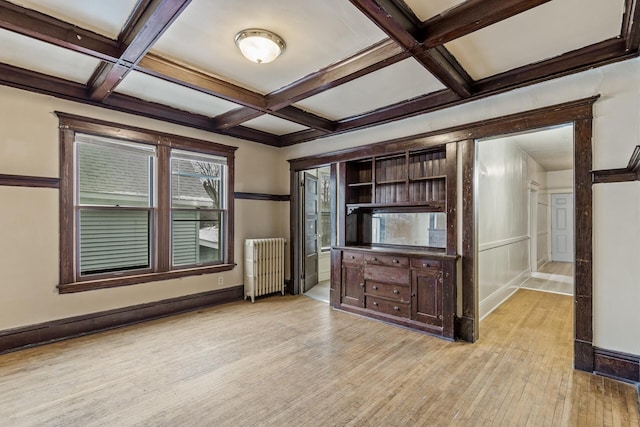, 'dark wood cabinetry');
333,143,459,339
341,251,364,307
333,247,457,338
